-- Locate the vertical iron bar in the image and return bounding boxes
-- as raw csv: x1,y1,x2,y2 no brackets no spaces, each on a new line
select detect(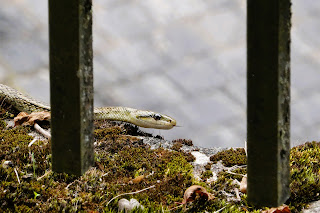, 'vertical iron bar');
49,0,94,175
247,0,291,207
